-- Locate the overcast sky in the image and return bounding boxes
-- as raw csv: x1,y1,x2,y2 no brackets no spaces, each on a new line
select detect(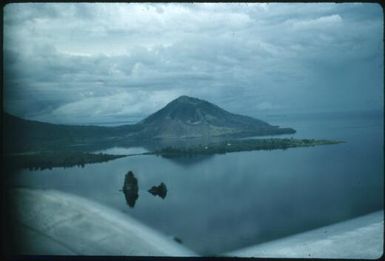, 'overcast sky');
3,3,383,125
